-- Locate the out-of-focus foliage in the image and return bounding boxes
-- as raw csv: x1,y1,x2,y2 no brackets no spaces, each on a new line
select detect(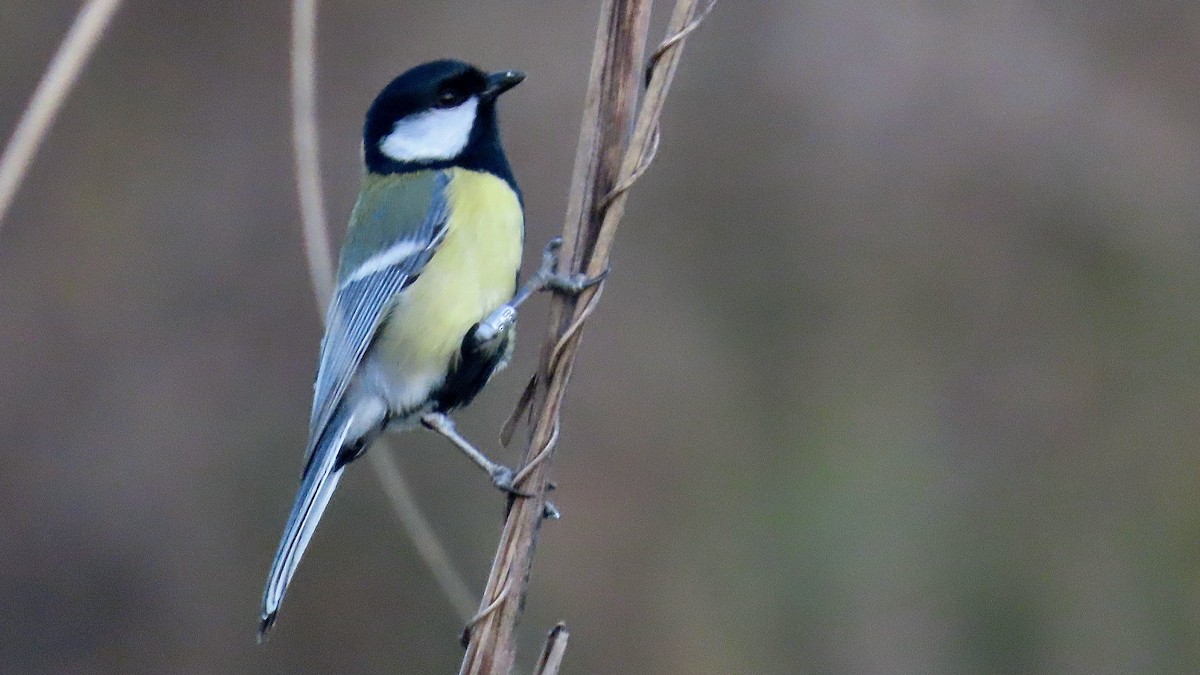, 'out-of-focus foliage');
1,2,1198,673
